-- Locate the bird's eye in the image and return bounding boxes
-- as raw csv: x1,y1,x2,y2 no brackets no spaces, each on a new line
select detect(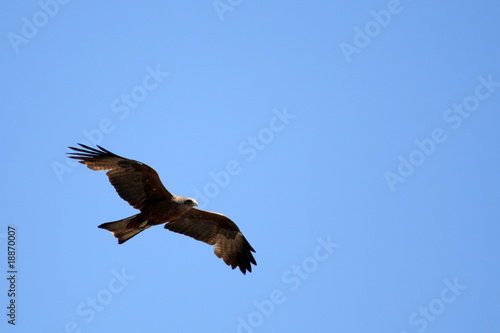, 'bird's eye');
185,200,193,205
